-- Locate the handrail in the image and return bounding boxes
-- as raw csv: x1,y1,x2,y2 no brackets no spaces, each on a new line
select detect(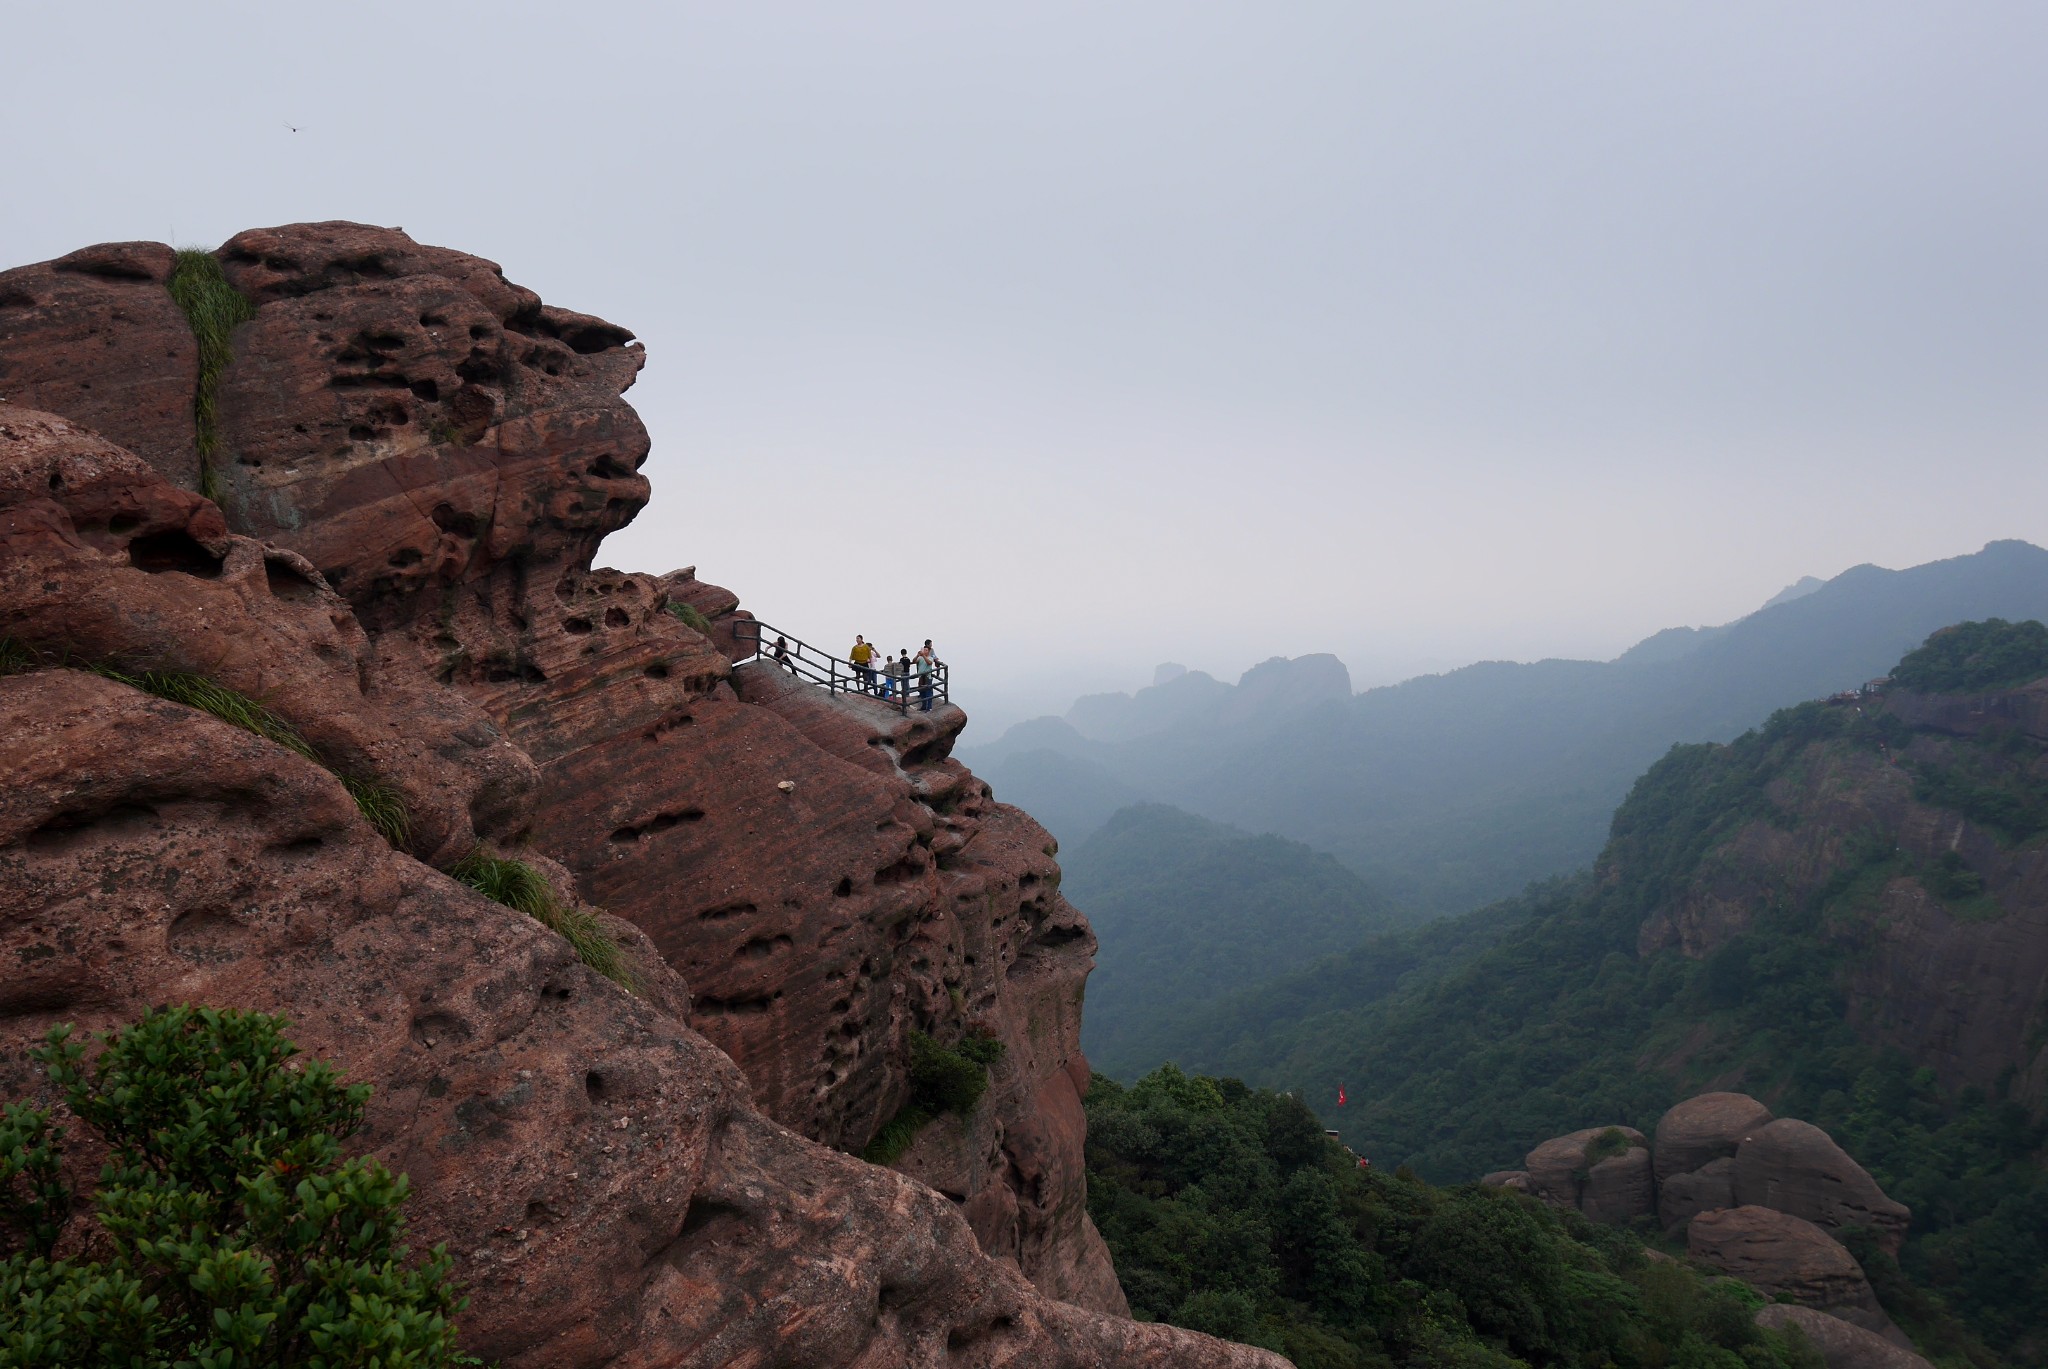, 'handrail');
731,618,950,715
